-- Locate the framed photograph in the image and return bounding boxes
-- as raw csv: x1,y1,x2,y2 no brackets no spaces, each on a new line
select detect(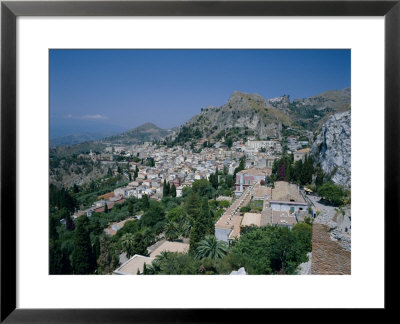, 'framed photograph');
1,0,398,322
